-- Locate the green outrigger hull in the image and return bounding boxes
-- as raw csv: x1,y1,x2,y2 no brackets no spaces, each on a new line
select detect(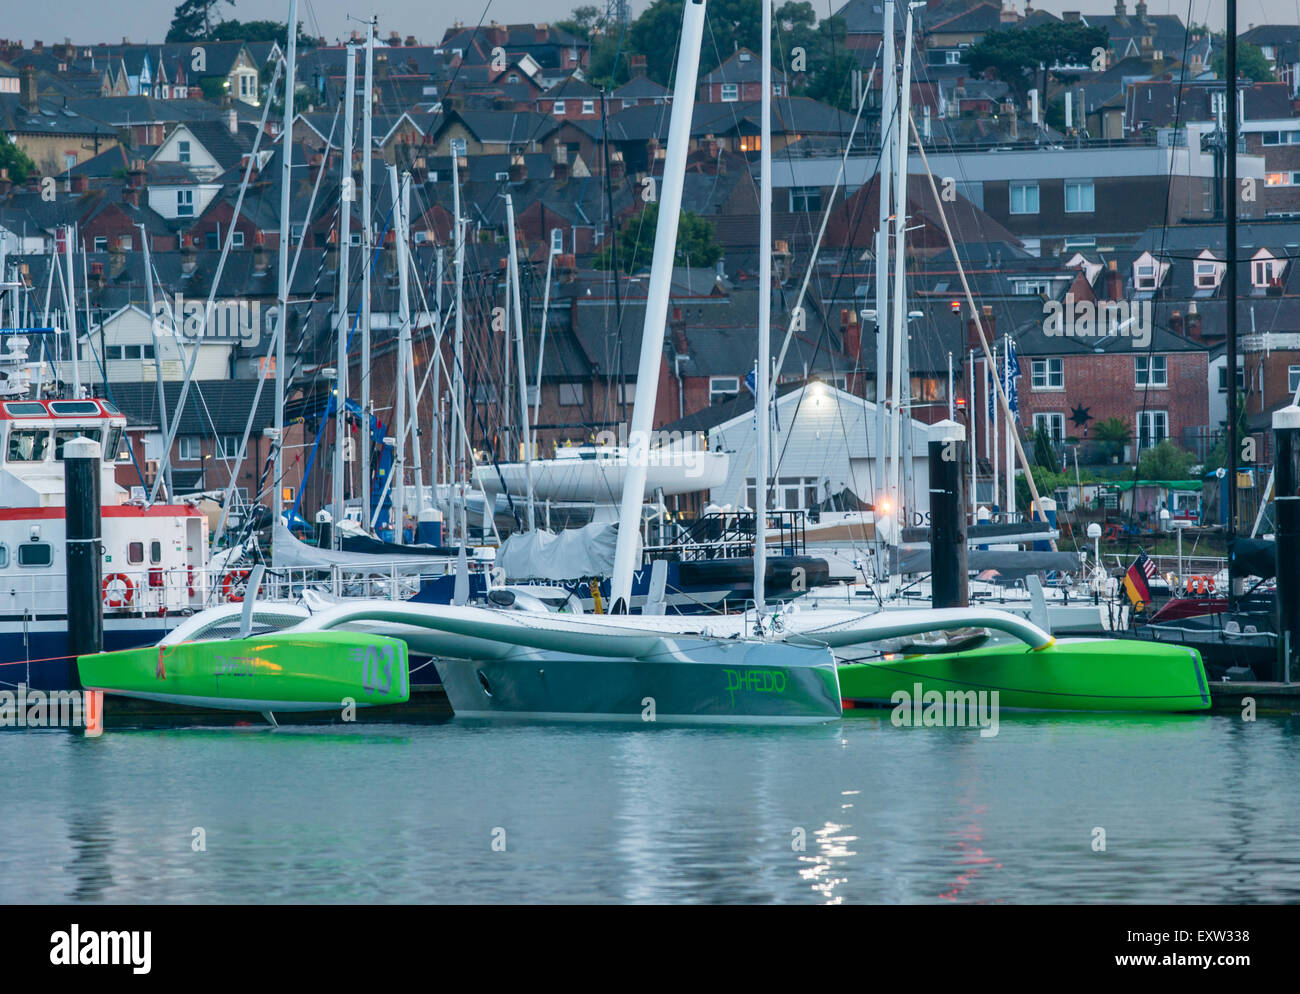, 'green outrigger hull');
838,637,1211,713
78,632,410,712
